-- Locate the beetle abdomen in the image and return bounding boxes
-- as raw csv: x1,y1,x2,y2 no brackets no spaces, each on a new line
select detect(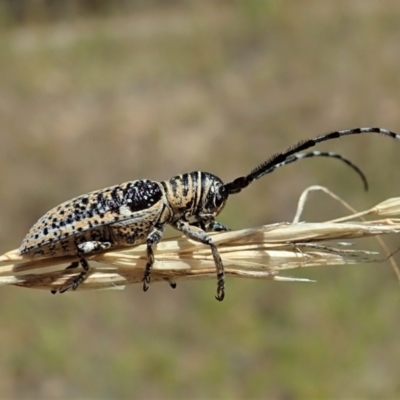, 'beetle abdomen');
19,179,164,257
